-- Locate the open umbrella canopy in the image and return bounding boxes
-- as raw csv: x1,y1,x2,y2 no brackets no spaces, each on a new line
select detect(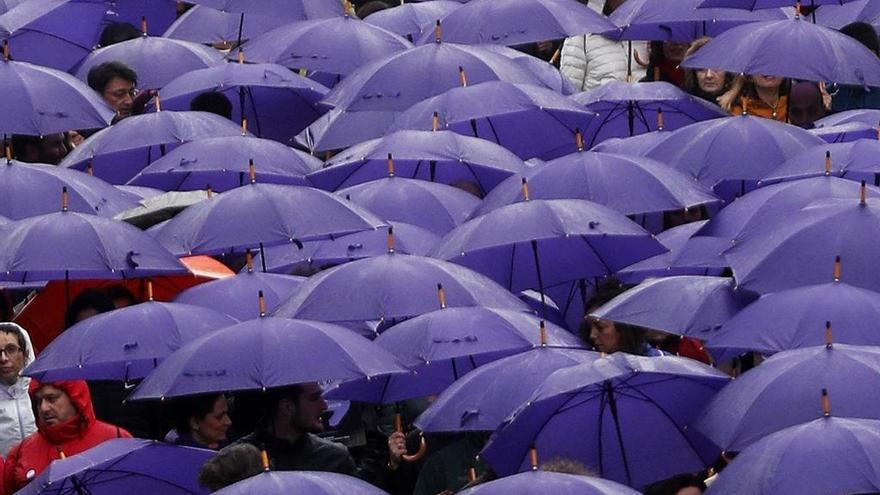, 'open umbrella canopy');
337,177,481,235
213,471,389,495
618,220,730,283
128,135,322,192
23,299,237,382
814,108,880,127
0,160,138,220
60,110,248,185
307,129,527,194
700,0,859,8
414,0,616,46
762,139,880,185
0,57,114,135
129,316,408,400
681,16,880,86
15,438,215,495
157,62,329,144
589,130,671,156
458,470,641,495
481,353,730,488
365,1,462,42
152,182,385,256
74,36,225,91
184,0,343,19
814,0,880,29
809,121,879,143
163,5,289,46
388,80,598,160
